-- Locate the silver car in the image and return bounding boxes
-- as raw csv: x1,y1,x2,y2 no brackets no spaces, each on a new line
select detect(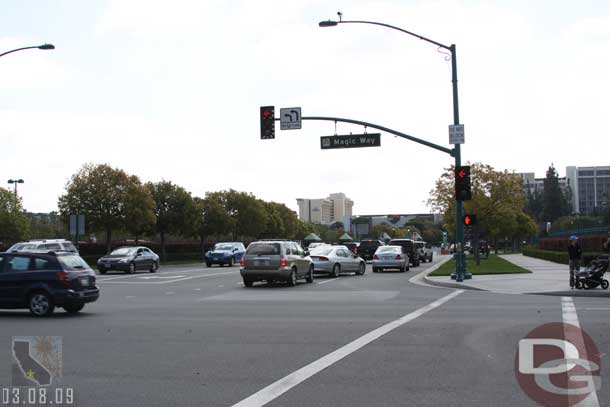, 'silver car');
240,240,314,287
372,245,409,272
309,245,366,277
